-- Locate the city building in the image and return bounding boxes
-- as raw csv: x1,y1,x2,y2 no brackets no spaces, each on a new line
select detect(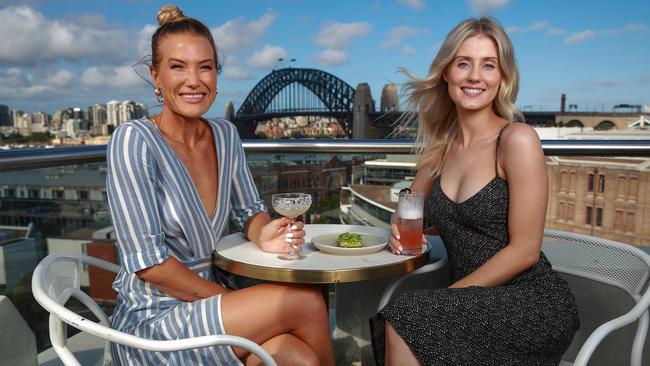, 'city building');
90,104,107,136
0,165,110,234
0,224,40,292
31,112,50,127
0,105,10,127
106,100,120,126
11,110,24,127
547,156,650,246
